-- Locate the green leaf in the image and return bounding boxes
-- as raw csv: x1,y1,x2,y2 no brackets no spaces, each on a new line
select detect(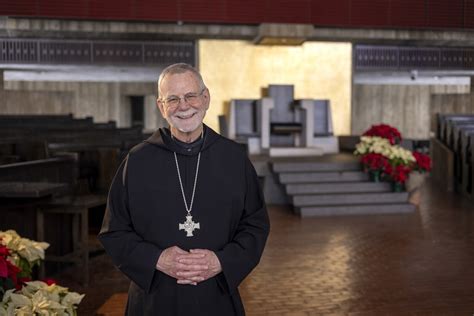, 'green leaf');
3,278,14,291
